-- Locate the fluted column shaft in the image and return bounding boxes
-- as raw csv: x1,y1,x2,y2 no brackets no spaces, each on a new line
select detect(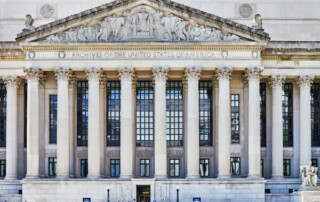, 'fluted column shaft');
269,75,286,179
119,67,135,178
246,67,263,178
297,75,314,167
55,68,71,178
25,68,41,178
4,76,20,180
86,67,102,179
153,67,168,178
186,67,201,178
216,67,233,178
